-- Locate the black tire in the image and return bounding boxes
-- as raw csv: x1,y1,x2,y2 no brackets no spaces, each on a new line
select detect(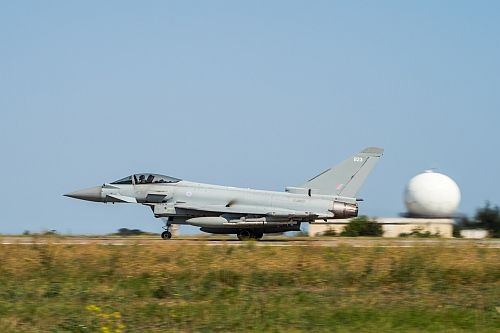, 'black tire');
254,232,264,240
161,231,172,240
237,230,252,241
